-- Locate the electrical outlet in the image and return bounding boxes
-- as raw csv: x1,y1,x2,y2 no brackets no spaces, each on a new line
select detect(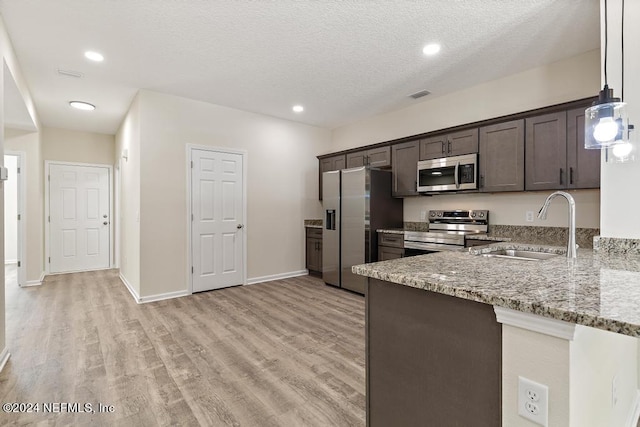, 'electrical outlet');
526,211,534,222
420,210,427,221
518,376,548,426
612,374,619,407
